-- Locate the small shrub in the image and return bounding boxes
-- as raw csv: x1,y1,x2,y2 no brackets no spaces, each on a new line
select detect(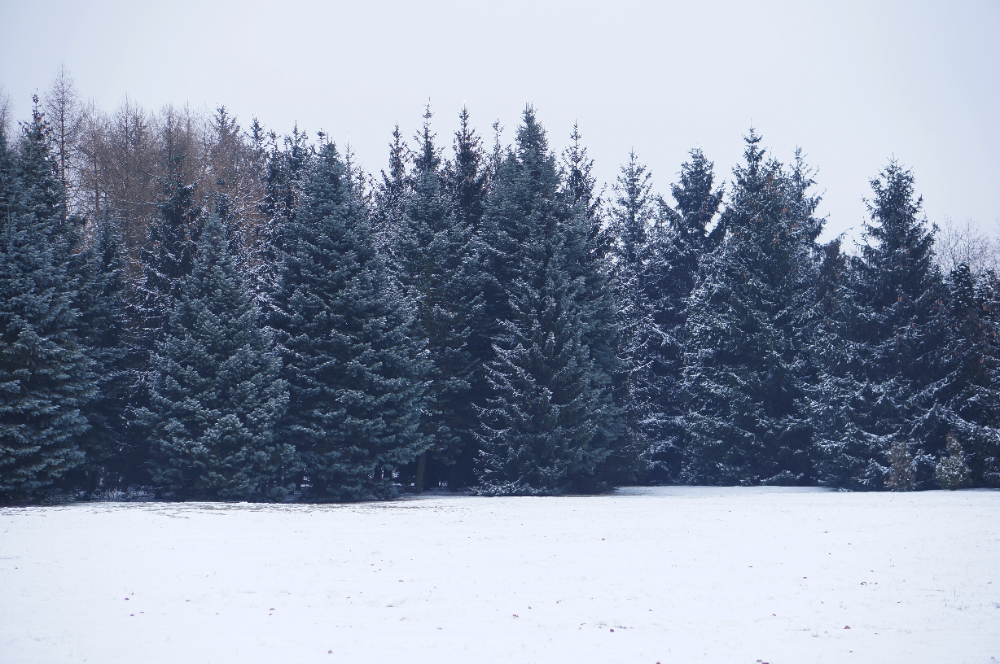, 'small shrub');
887,441,915,491
935,433,971,490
